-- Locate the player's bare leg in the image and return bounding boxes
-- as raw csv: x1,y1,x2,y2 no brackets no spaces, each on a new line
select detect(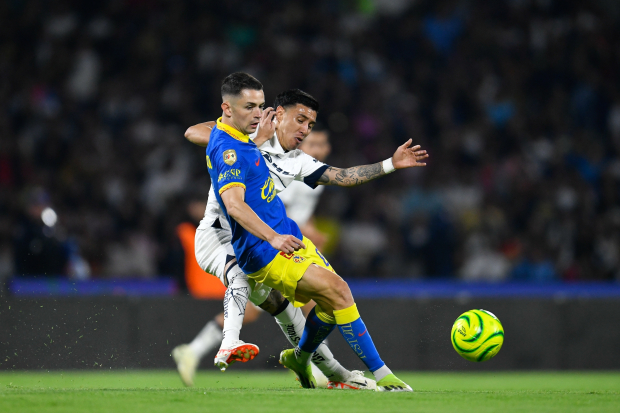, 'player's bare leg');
282,264,412,392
